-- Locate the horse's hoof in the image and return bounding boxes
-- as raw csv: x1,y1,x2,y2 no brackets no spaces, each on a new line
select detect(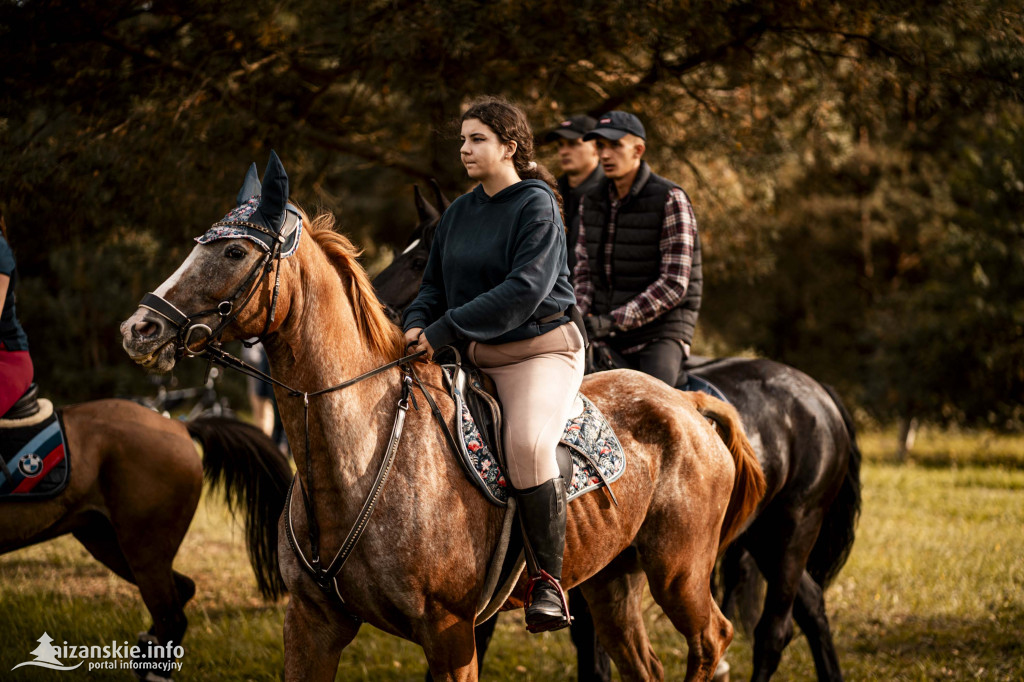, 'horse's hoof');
133,632,174,682
713,659,730,682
